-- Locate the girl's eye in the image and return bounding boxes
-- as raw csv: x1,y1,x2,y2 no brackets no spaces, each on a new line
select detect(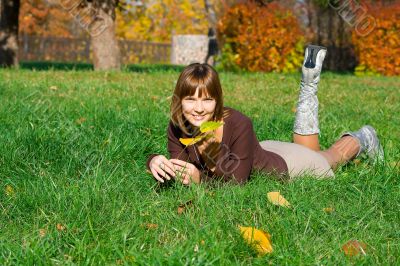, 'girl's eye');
204,98,214,101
